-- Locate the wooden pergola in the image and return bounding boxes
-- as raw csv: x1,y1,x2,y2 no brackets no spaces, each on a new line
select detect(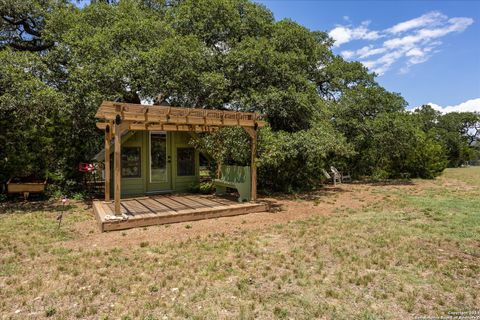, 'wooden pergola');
95,101,266,216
